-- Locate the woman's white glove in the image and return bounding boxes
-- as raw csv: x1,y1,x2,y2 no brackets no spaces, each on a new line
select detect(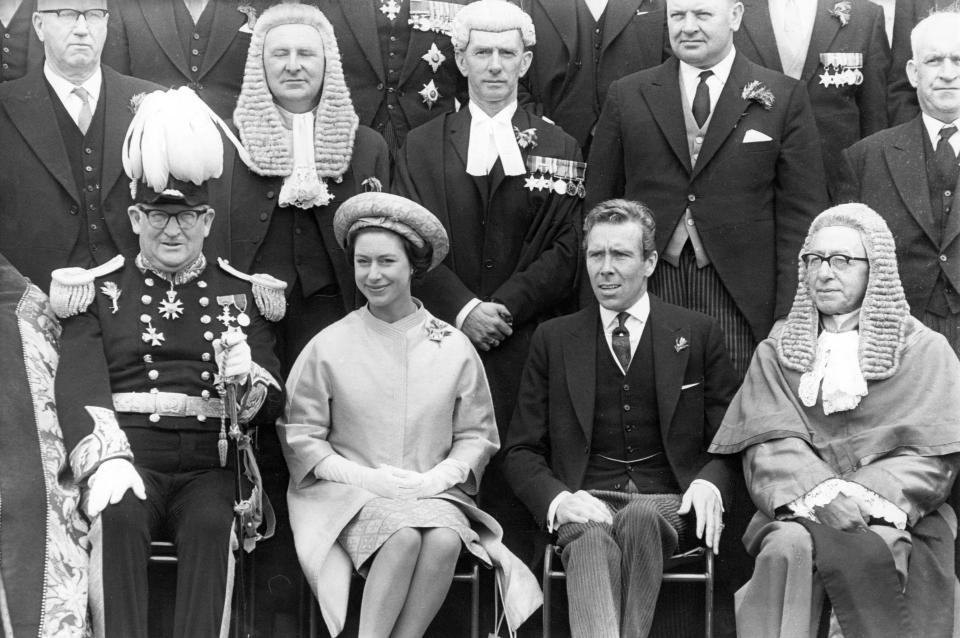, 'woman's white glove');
213,331,251,386
315,454,421,499
86,458,146,518
412,459,469,498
